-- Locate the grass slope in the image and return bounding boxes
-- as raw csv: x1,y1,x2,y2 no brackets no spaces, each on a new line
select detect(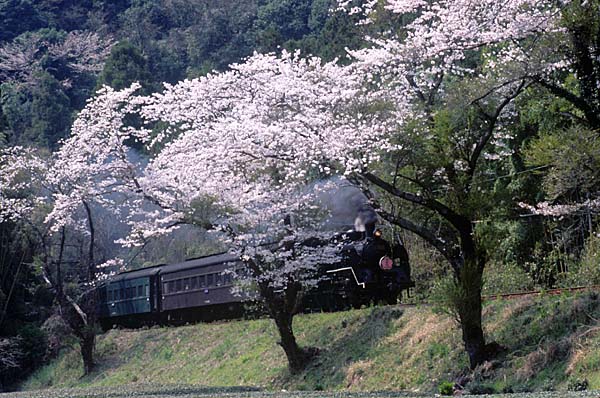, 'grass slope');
21,292,600,395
